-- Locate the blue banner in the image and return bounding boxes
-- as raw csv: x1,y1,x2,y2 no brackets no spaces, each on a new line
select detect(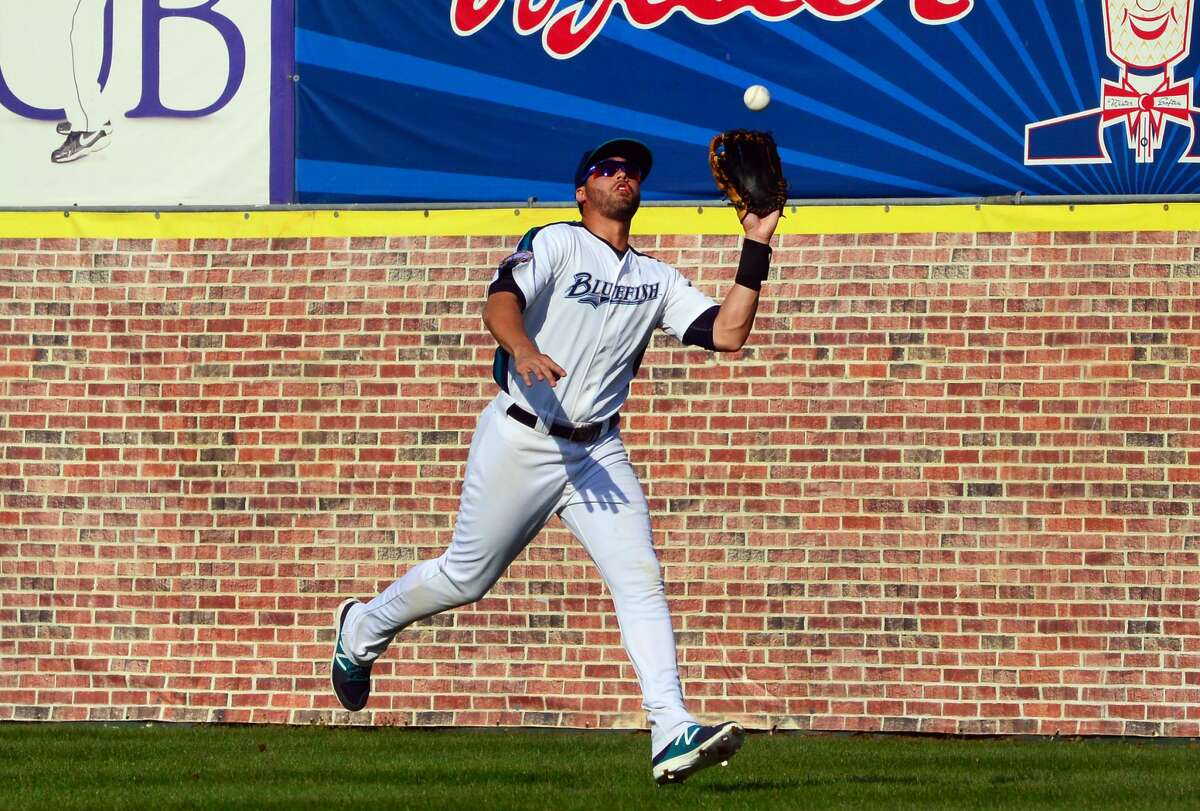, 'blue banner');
295,1,1200,202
